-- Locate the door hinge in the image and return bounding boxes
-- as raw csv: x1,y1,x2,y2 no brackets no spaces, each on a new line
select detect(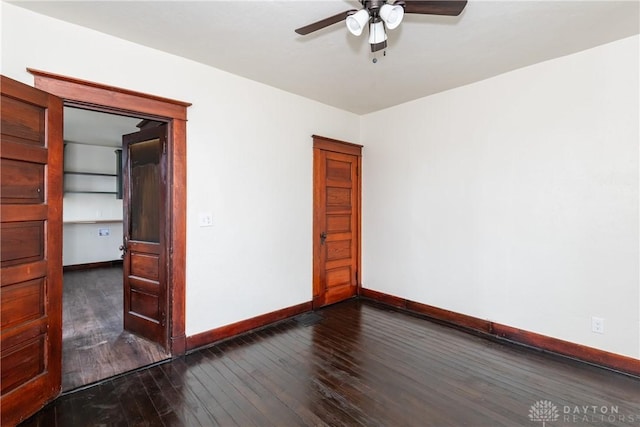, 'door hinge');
160,311,166,327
